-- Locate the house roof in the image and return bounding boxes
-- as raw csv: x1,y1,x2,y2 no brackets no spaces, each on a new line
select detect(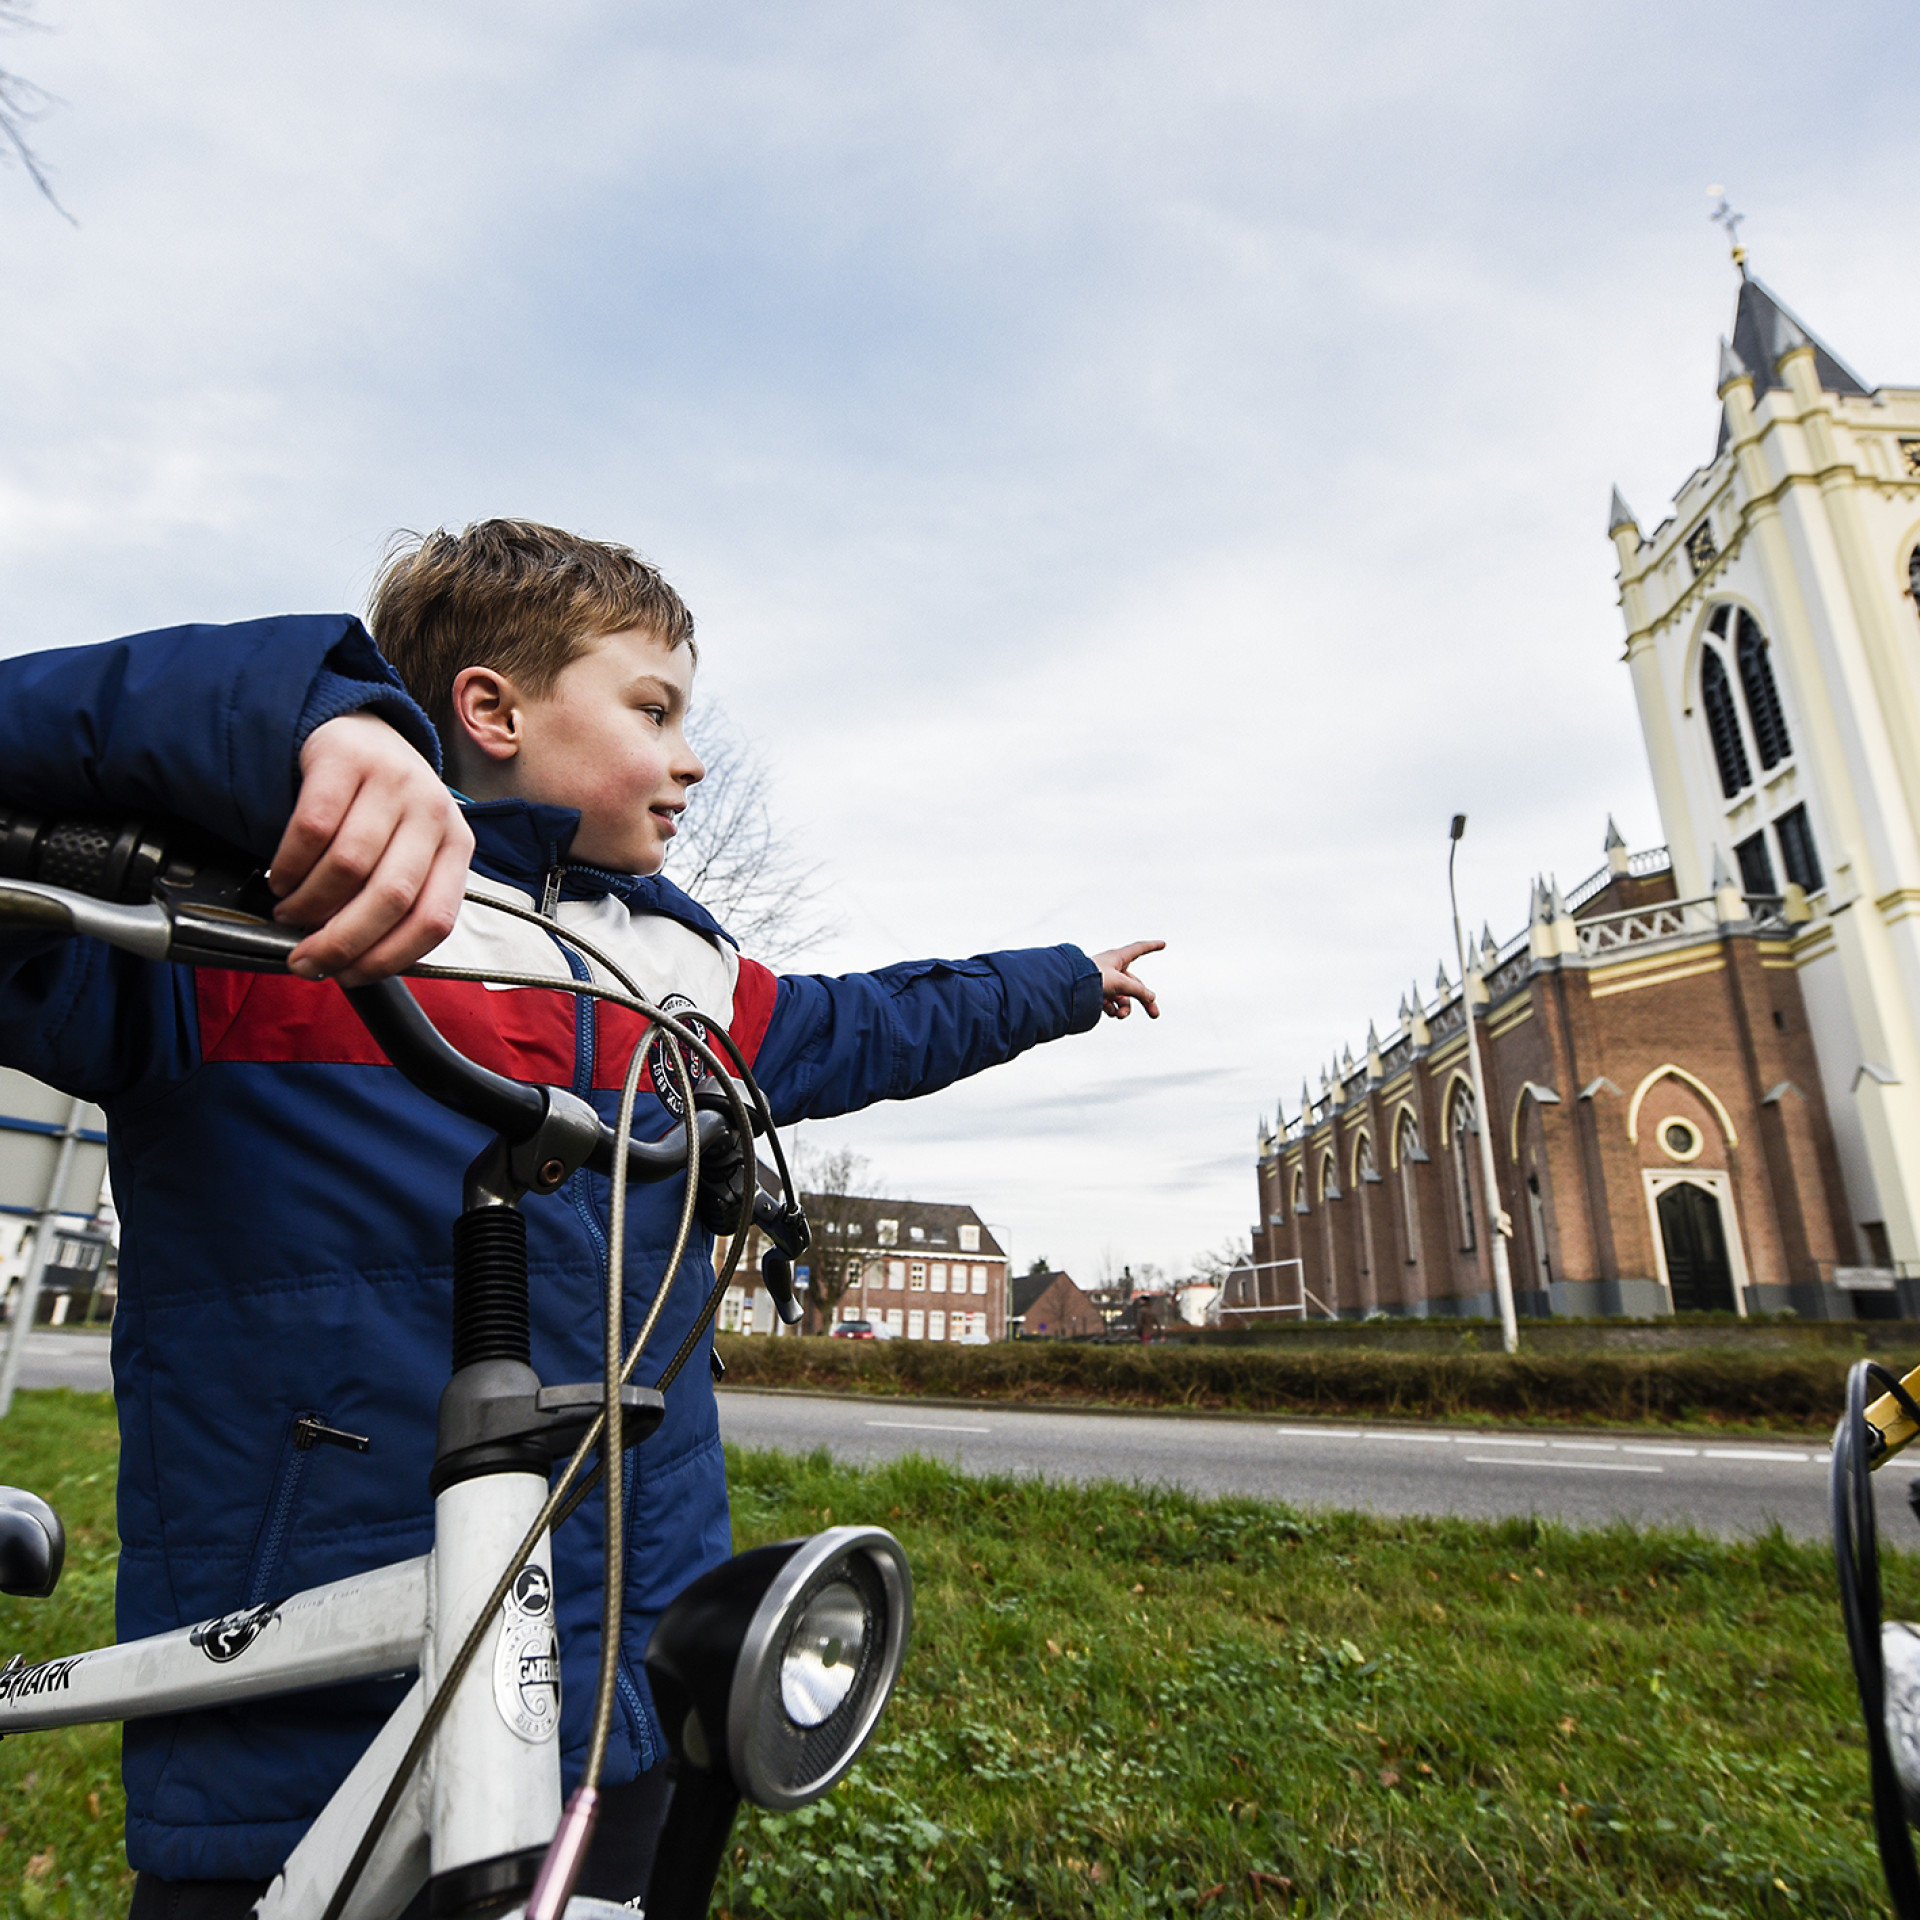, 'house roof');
802,1192,1006,1261
1010,1268,1078,1316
